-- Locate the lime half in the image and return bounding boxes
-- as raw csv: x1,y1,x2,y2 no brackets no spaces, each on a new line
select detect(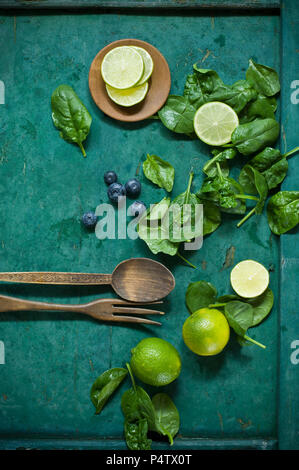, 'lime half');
132,46,154,85
101,46,144,89
193,101,239,146
106,81,148,107
230,259,269,298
